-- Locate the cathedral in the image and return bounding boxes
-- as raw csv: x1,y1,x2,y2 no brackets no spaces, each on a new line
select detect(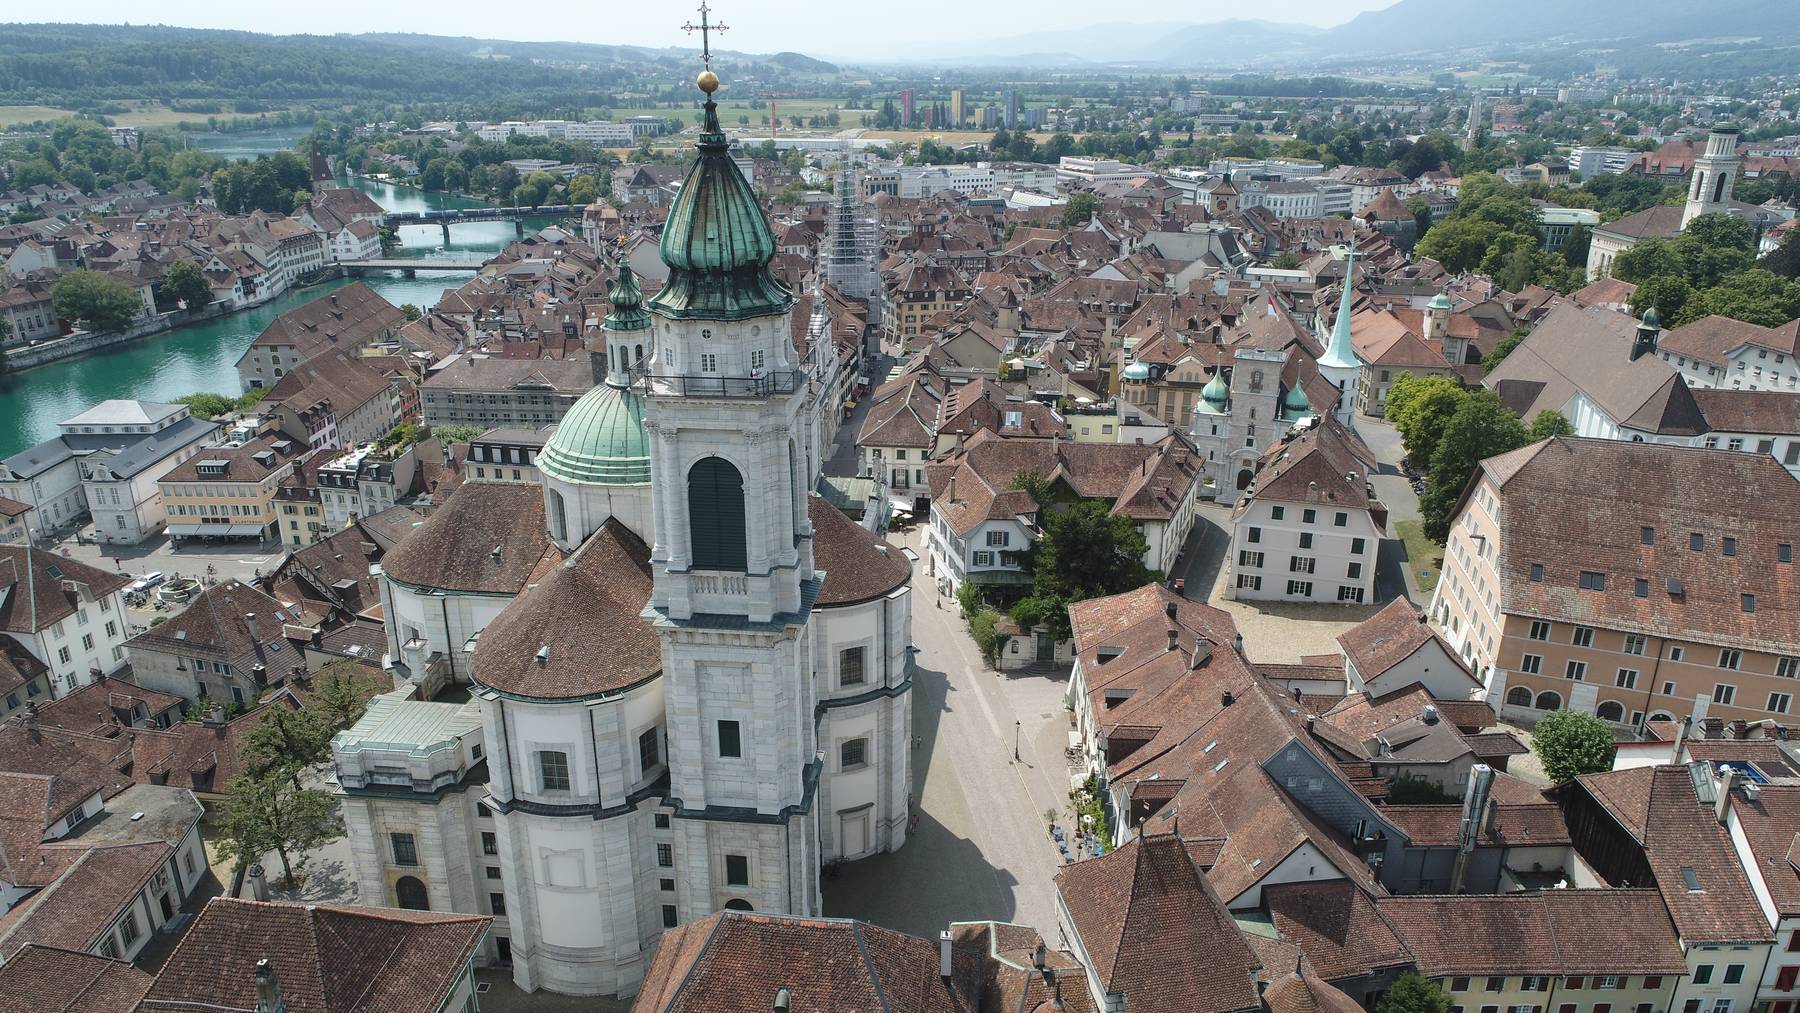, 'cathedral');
338,59,914,998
